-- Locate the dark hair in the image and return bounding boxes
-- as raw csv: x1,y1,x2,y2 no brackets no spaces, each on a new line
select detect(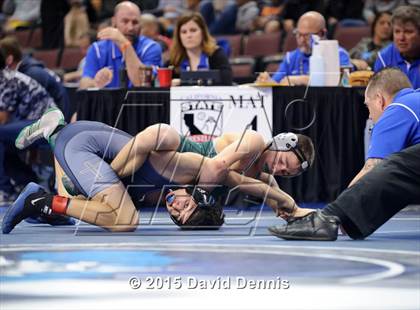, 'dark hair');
371,11,392,37
0,36,23,63
170,202,225,230
391,5,420,32
0,48,5,70
169,12,217,72
296,134,315,169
